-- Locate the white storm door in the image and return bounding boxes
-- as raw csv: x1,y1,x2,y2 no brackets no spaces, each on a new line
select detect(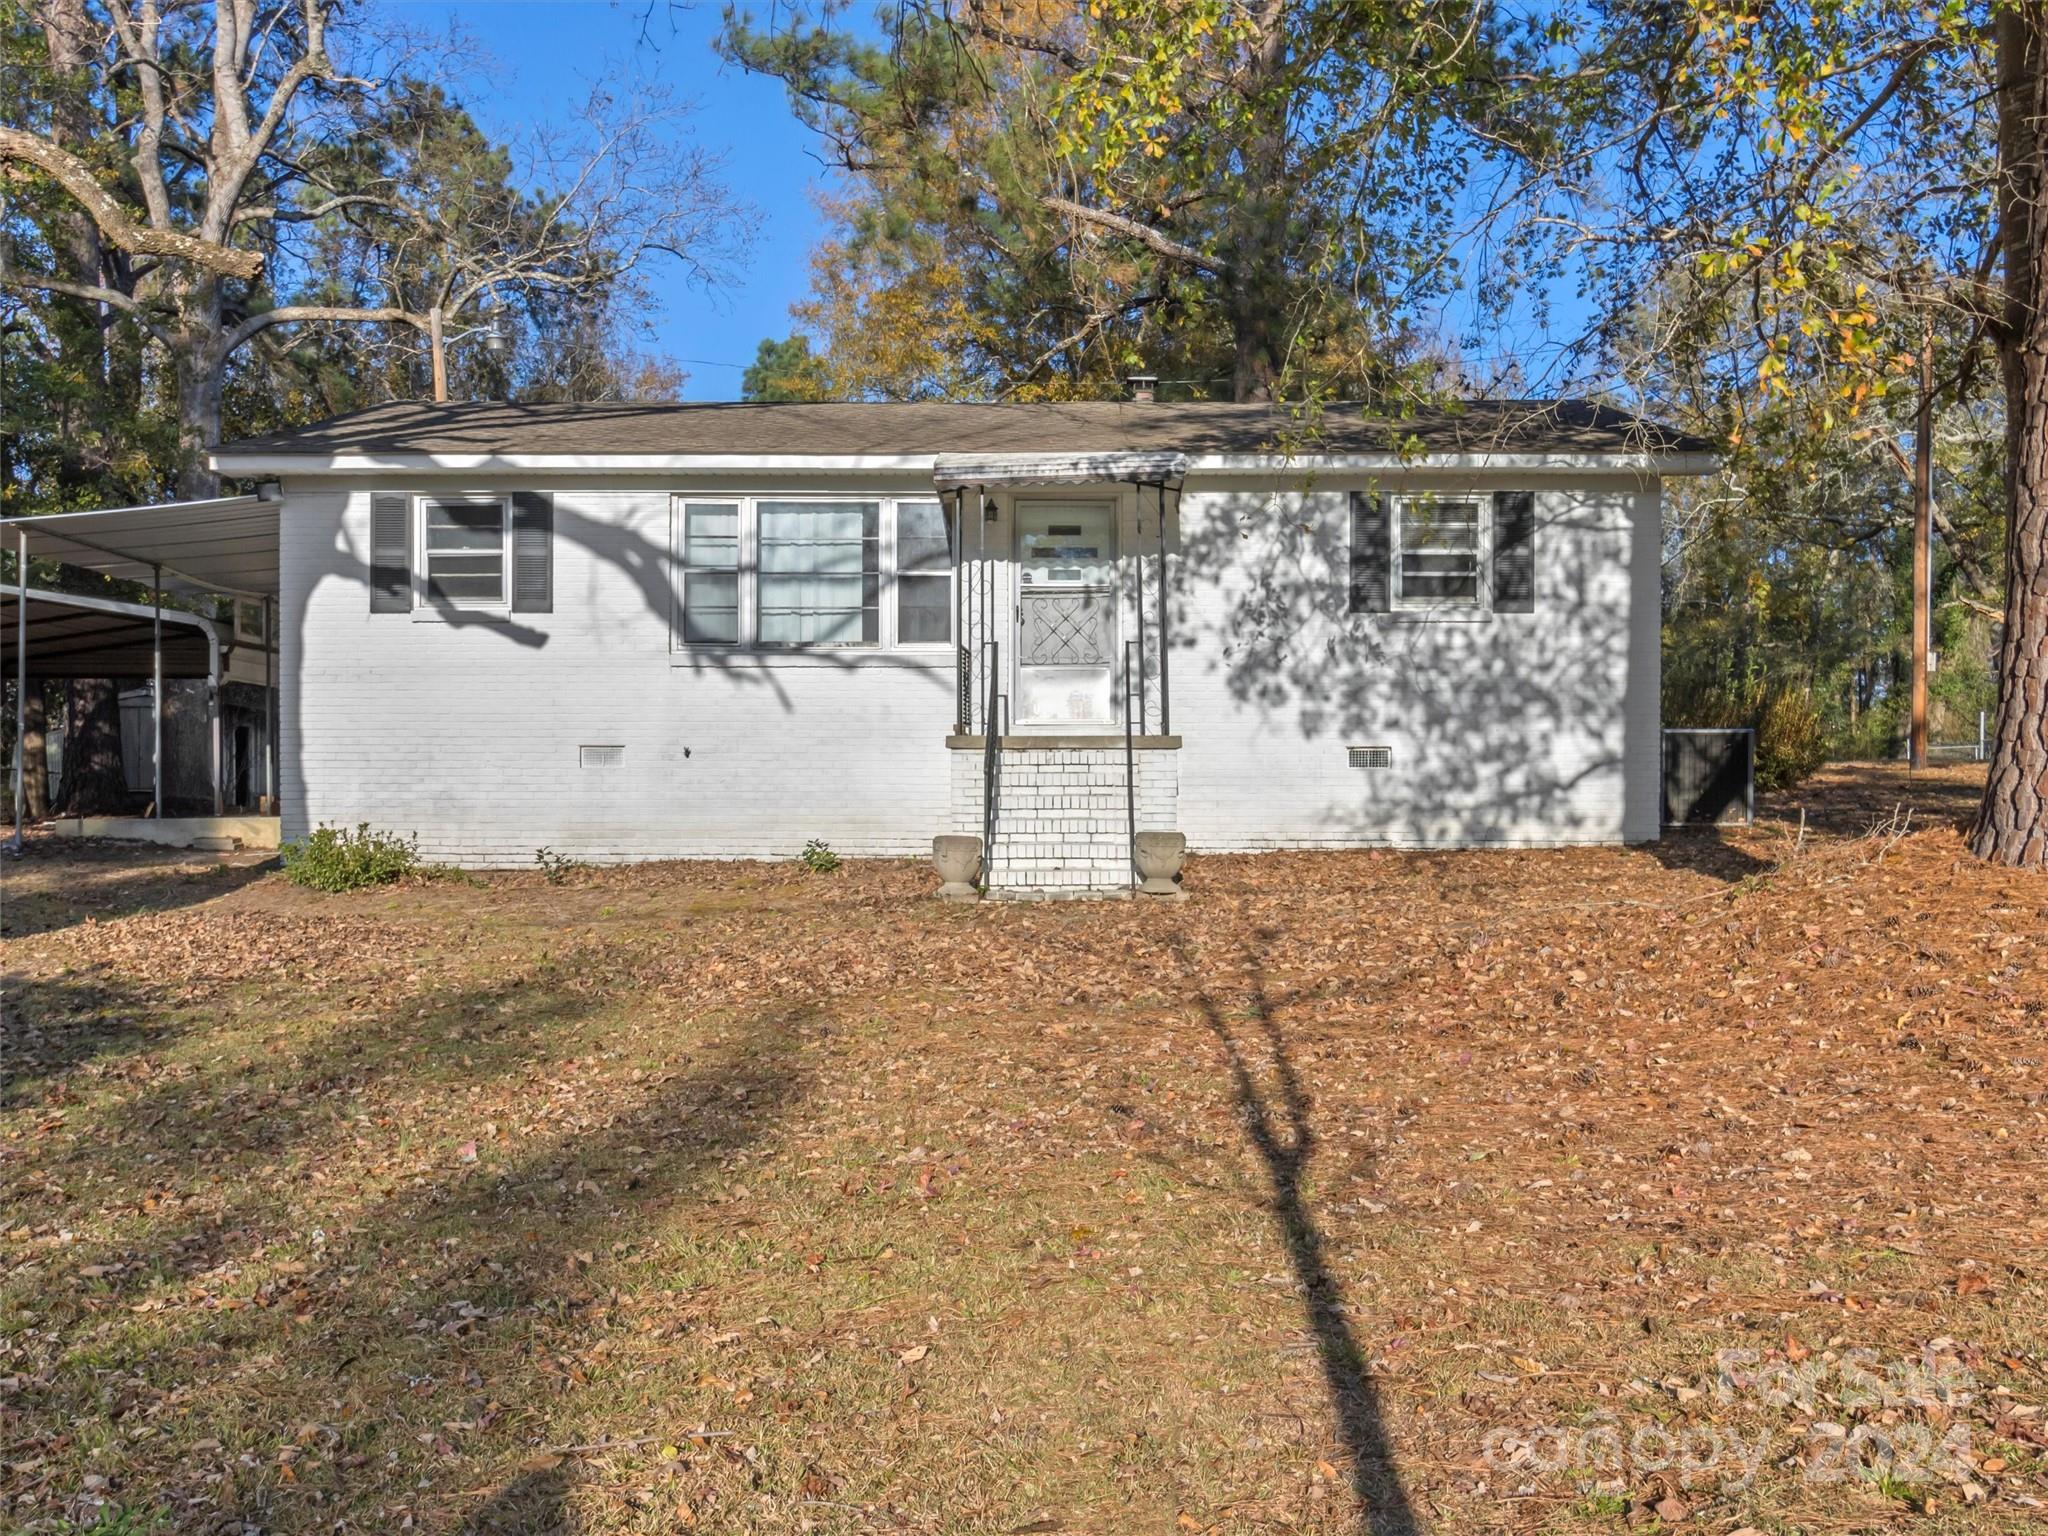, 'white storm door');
1015,499,1118,726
